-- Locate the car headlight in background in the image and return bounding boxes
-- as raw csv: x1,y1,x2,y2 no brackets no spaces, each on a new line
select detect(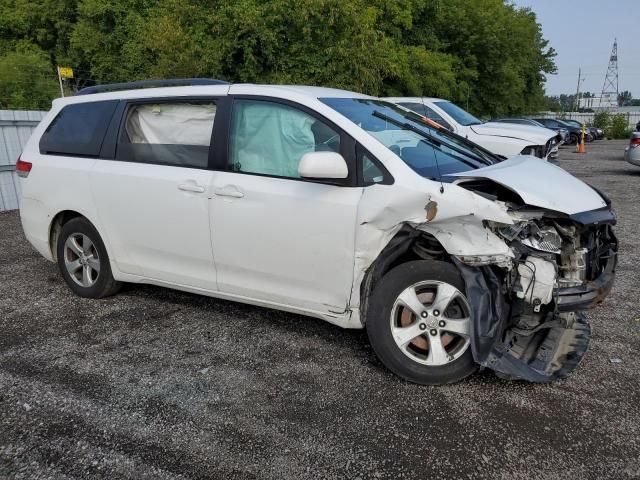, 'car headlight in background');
520,145,544,158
